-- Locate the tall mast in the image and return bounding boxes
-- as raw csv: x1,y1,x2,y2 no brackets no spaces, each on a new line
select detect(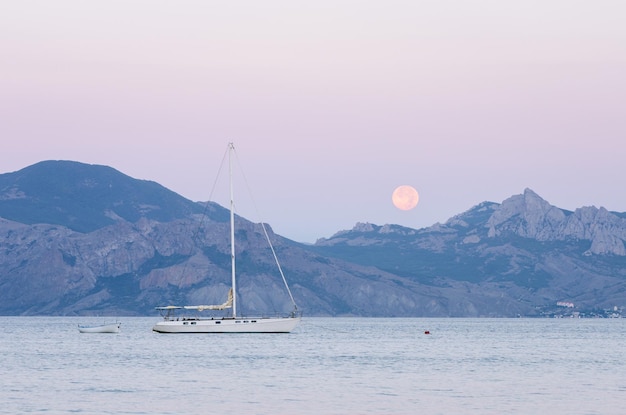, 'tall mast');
228,142,237,318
